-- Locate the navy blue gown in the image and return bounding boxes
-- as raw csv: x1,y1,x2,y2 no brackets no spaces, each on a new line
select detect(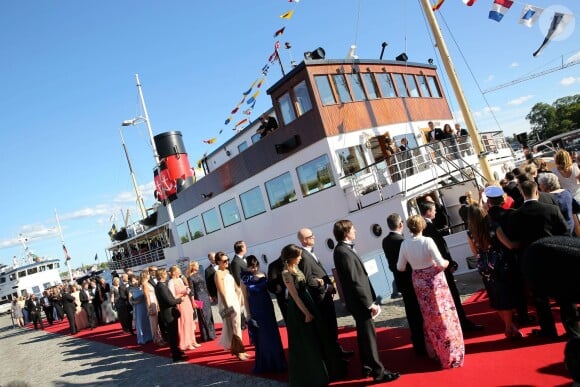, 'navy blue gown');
242,273,287,374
